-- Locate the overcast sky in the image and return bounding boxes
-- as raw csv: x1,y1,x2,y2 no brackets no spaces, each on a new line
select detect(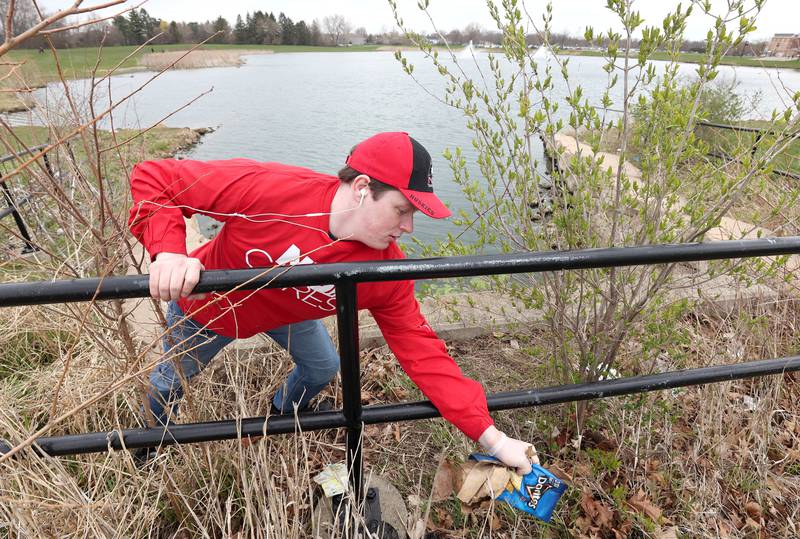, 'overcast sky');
38,0,799,41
